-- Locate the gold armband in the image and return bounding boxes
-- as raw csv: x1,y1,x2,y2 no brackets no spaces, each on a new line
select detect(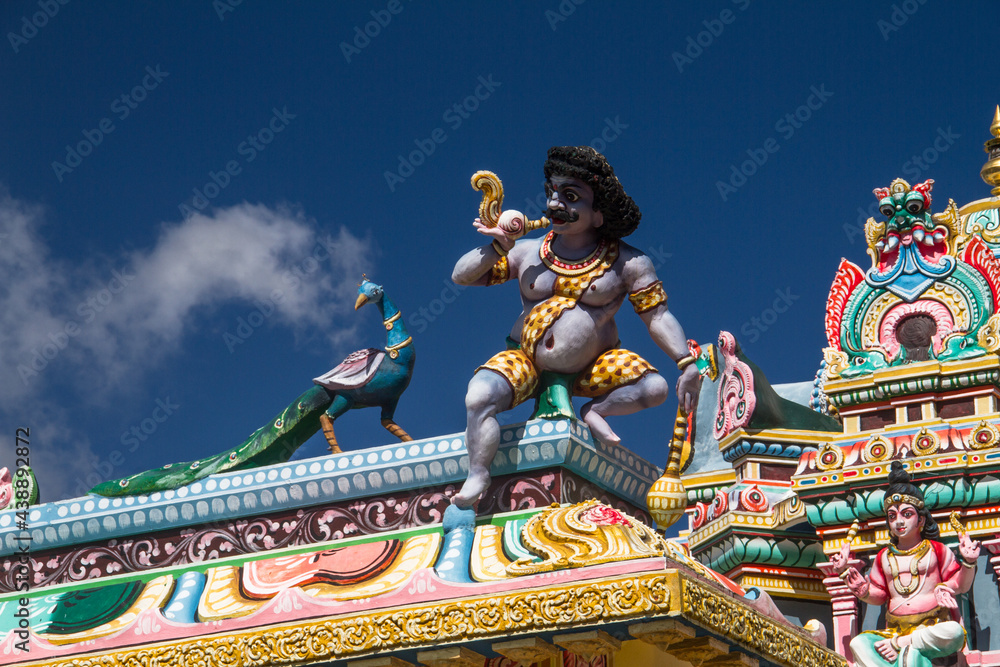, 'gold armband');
486,256,510,286
628,281,667,314
676,355,696,371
